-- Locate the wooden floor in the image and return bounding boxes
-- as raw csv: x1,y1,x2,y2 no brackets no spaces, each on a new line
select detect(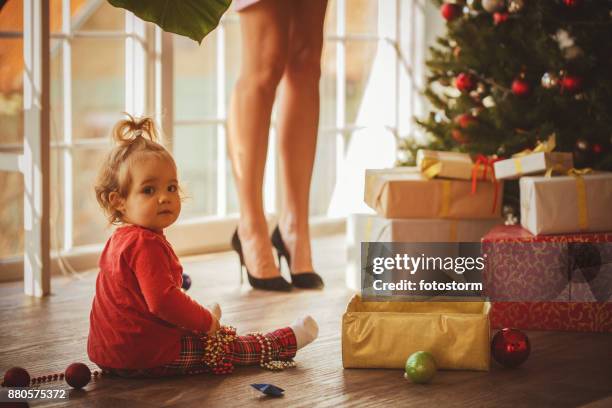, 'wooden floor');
1,234,611,408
